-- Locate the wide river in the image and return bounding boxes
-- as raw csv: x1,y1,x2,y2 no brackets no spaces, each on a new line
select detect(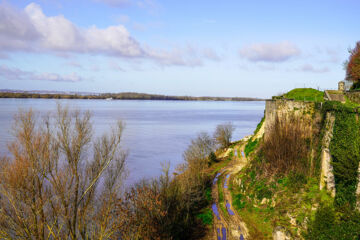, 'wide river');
0,99,265,185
